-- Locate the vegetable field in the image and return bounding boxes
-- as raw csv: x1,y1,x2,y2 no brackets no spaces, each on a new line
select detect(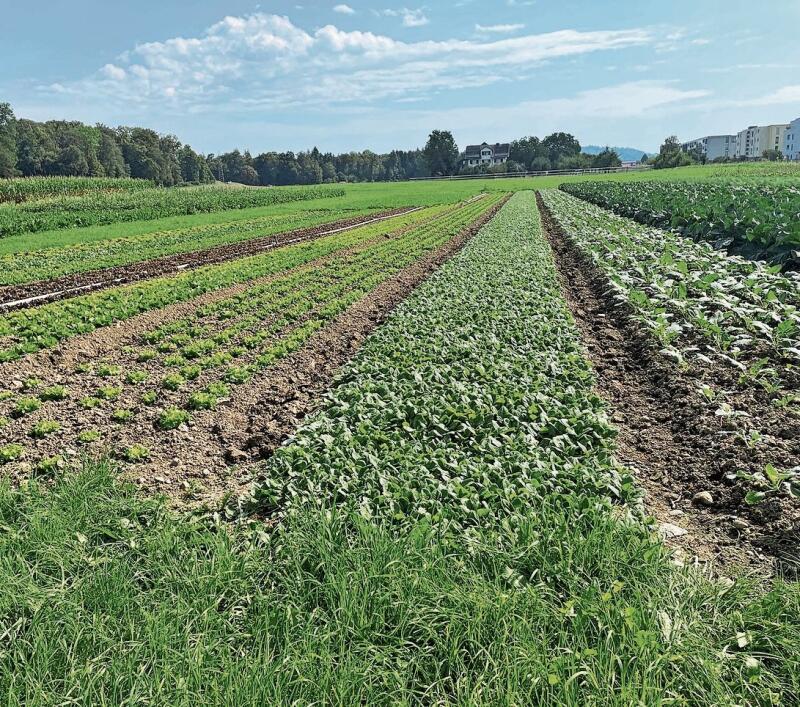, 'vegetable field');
561,180,800,265
0,173,798,703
